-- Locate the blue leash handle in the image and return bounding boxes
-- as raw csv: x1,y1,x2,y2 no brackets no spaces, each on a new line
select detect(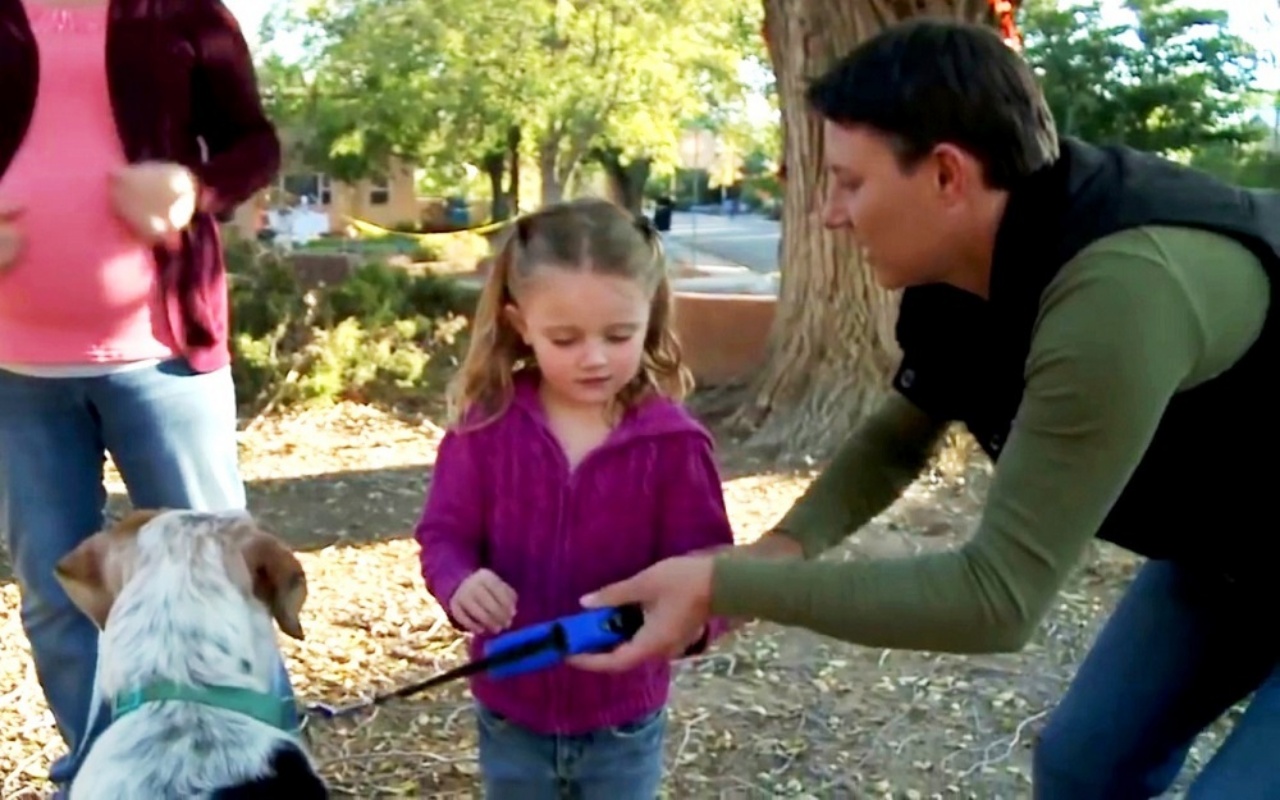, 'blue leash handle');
483,604,644,679
305,604,643,719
